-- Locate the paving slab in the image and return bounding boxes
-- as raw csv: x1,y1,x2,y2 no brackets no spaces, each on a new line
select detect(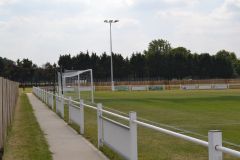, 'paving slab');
27,93,108,160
